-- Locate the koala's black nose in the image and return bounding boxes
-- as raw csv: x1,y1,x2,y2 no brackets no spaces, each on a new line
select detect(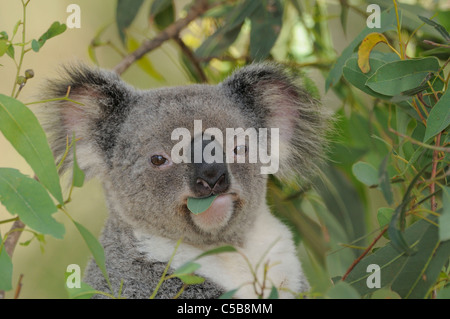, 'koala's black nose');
194,163,229,197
